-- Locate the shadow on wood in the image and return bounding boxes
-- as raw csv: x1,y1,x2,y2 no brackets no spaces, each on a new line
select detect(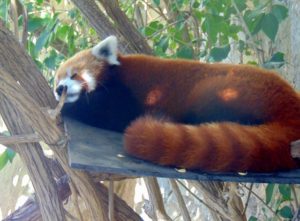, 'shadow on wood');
66,118,300,184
